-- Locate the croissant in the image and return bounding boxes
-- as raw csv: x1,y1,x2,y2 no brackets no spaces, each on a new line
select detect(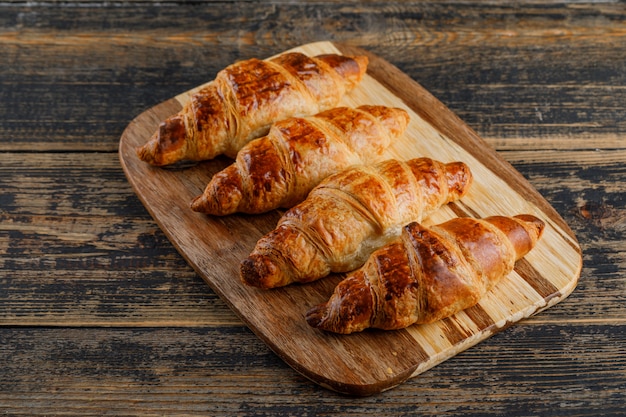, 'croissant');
190,105,410,215
306,214,545,334
137,52,369,166
240,157,473,289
